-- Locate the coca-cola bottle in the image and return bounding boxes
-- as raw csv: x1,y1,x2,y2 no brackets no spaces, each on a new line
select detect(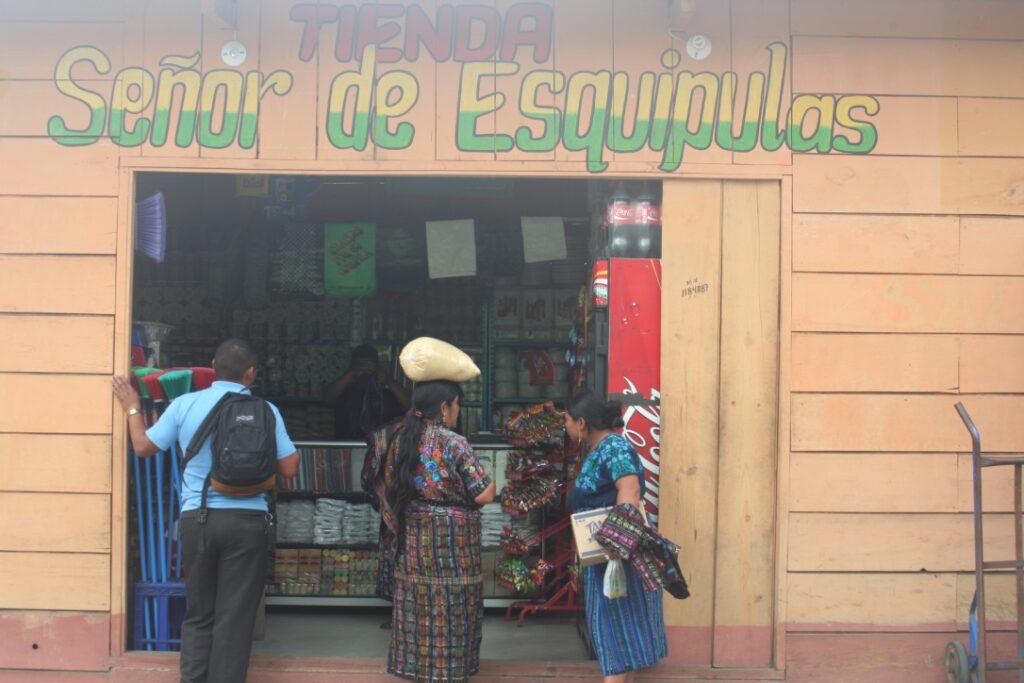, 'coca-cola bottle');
607,182,634,258
631,183,662,258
